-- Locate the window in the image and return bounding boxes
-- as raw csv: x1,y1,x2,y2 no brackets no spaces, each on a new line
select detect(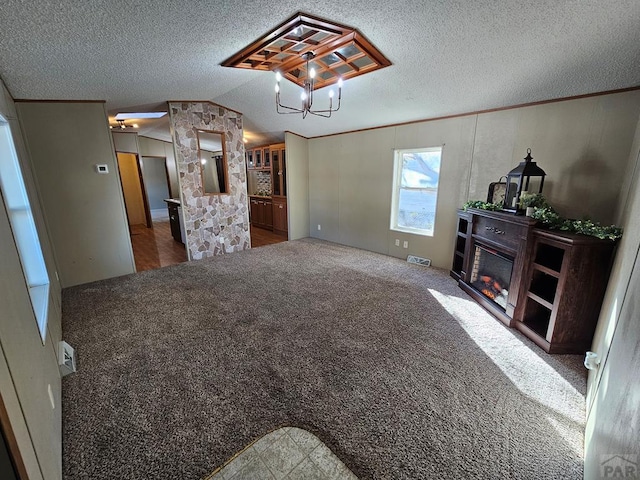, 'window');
0,116,50,343
390,147,442,236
